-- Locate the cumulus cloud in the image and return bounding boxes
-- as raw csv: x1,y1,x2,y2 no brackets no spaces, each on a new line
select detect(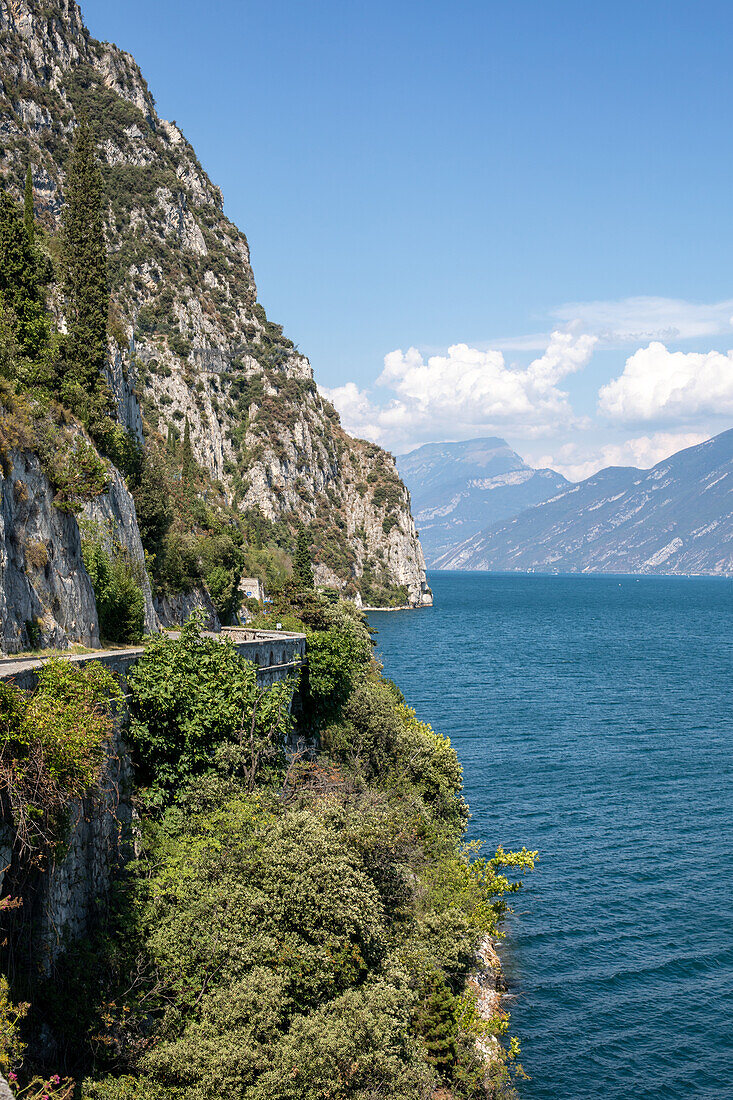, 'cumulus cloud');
598,341,733,423
553,296,733,346
321,330,597,452
533,430,711,483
